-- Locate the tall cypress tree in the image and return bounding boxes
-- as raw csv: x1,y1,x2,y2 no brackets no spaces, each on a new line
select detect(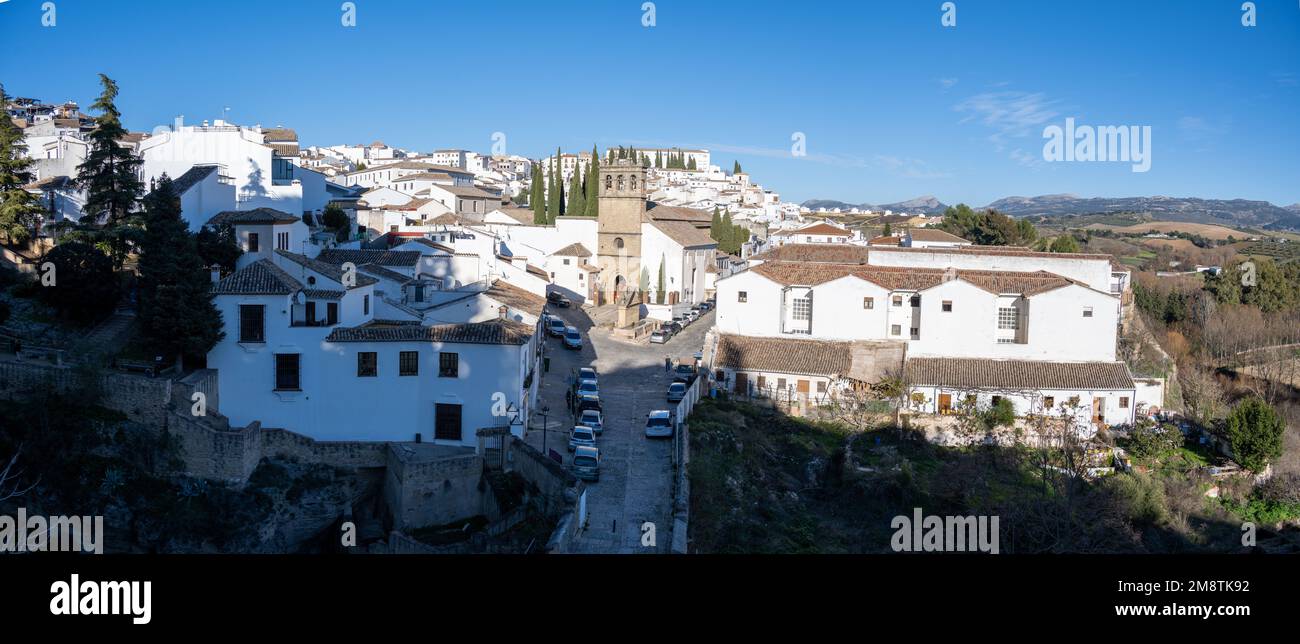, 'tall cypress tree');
566,160,584,218
0,84,45,245
710,207,721,241
137,175,224,370
547,149,562,224
76,74,144,268
530,163,545,224
656,255,666,304
584,146,600,218
720,211,735,253
733,160,742,174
